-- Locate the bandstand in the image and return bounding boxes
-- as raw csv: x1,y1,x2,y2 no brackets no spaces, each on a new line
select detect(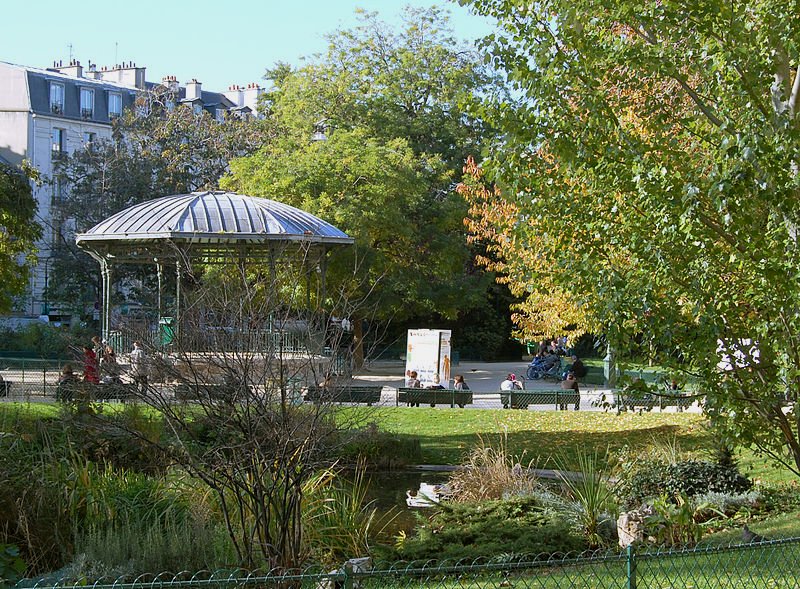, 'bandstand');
75,191,354,355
